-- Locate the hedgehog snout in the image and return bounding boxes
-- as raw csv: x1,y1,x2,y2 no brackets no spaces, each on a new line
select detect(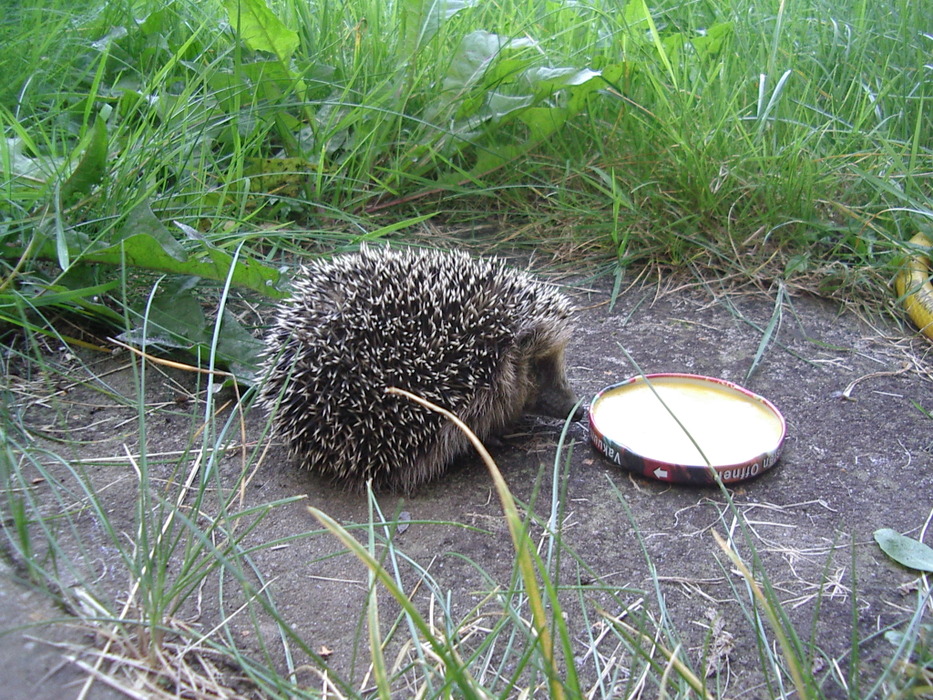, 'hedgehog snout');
527,350,583,422
533,381,584,421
